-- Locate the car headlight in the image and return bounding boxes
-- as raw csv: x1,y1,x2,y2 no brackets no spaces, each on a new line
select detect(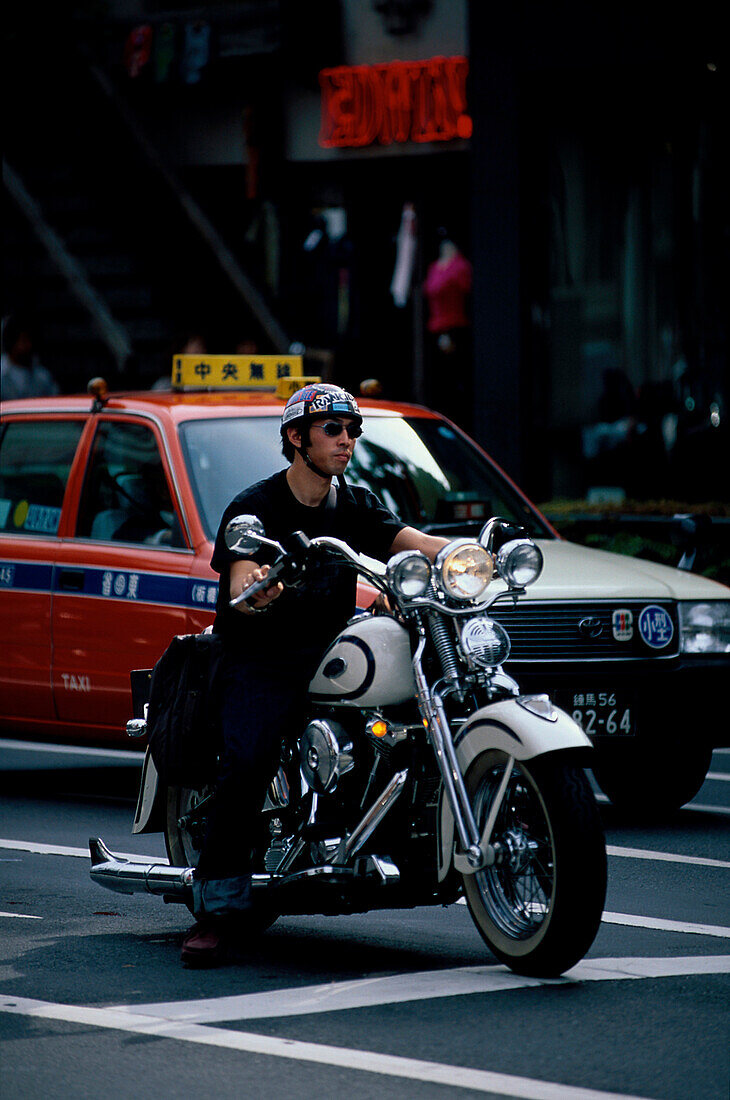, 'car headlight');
386,550,432,598
678,601,730,654
496,539,543,588
435,540,494,601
